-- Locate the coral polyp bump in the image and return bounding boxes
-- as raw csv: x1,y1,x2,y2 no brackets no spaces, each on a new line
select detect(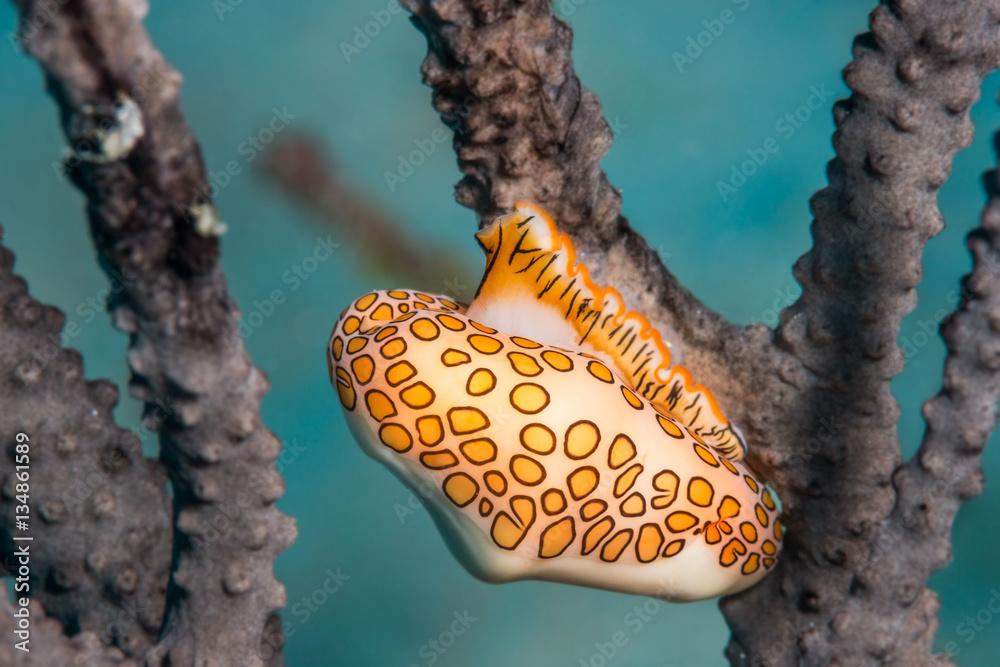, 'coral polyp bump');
328,202,782,600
